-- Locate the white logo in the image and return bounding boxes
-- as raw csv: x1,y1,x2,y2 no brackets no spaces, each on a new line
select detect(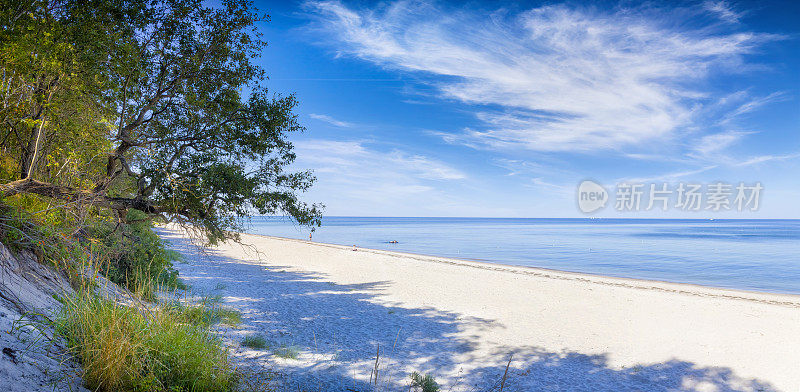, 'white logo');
577,180,608,213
